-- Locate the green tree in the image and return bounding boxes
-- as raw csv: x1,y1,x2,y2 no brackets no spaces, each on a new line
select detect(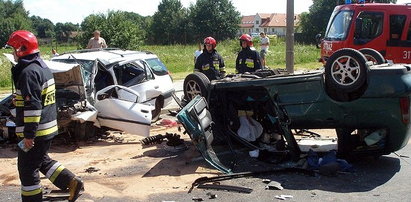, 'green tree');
30,15,55,38
150,0,188,44
299,0,397,44
54,22,79,42
79,11,145,49
0,0,32,45
189,0,240,42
